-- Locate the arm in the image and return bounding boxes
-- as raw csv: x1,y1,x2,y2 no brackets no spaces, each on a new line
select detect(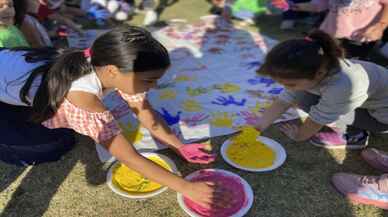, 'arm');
255,99,293,131
66,92,219,208
126,99,184,150
354,3,388,42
